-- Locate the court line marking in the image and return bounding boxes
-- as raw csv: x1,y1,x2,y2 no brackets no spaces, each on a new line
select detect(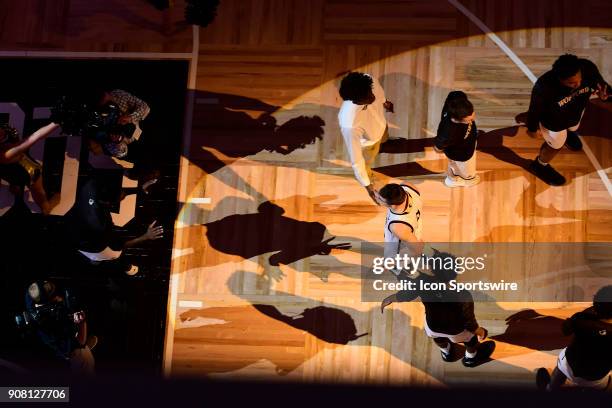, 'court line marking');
448,0,612,199
187,197,211,204
163,24,200,376
178,300,204,308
